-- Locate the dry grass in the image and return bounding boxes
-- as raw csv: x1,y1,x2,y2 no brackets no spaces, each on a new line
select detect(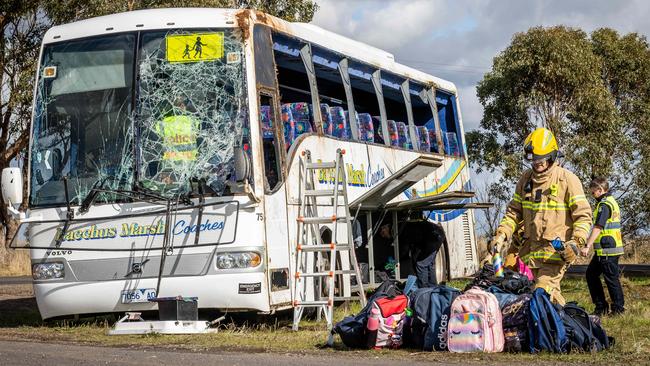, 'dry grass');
0,250,30,277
